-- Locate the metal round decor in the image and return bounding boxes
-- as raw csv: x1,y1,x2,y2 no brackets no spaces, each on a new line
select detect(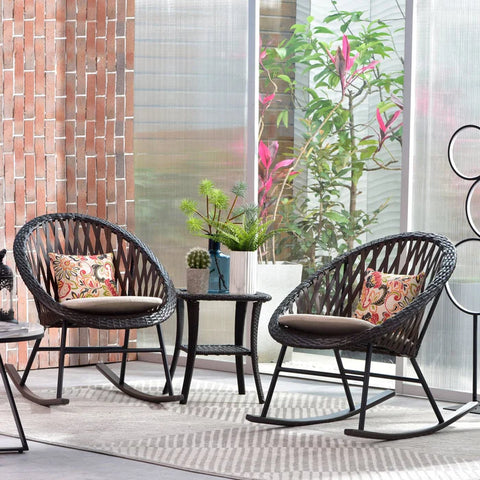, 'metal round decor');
445,238,480,315
466,179,480,238
447,124,480,181
446,124,480,315
445,124,480,412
